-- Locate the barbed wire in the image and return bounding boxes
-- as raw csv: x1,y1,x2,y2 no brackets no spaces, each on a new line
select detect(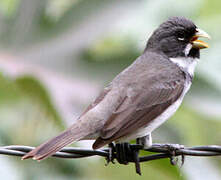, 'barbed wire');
1,143,221,175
